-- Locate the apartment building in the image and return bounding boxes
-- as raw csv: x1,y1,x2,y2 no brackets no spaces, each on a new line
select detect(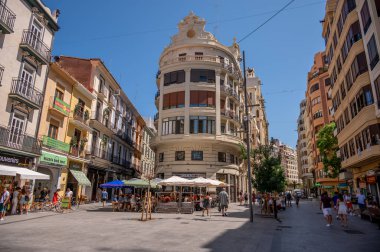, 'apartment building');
56,56,145,201
322,0,380,201
36,62,94,199
0,1,59,189
141,120,156,178
152,12,246,201
297,99,312,195
304,52,335,193
246,68,269,148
